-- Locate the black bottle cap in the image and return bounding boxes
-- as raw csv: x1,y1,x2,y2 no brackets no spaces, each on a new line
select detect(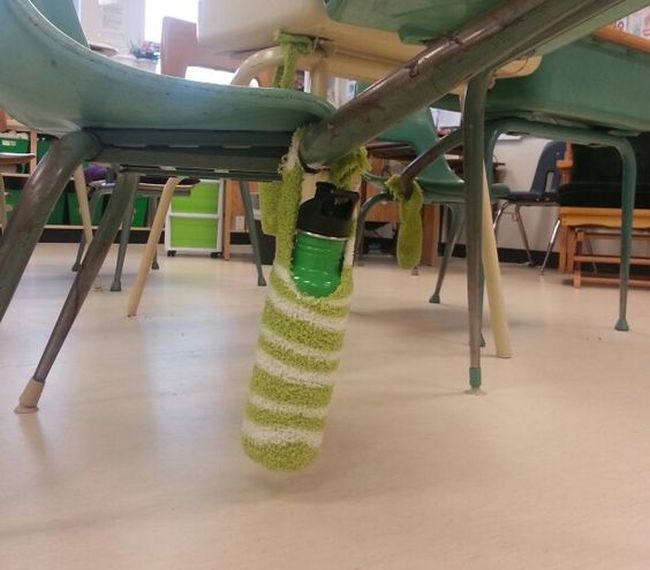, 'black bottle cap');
296,182,359,238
